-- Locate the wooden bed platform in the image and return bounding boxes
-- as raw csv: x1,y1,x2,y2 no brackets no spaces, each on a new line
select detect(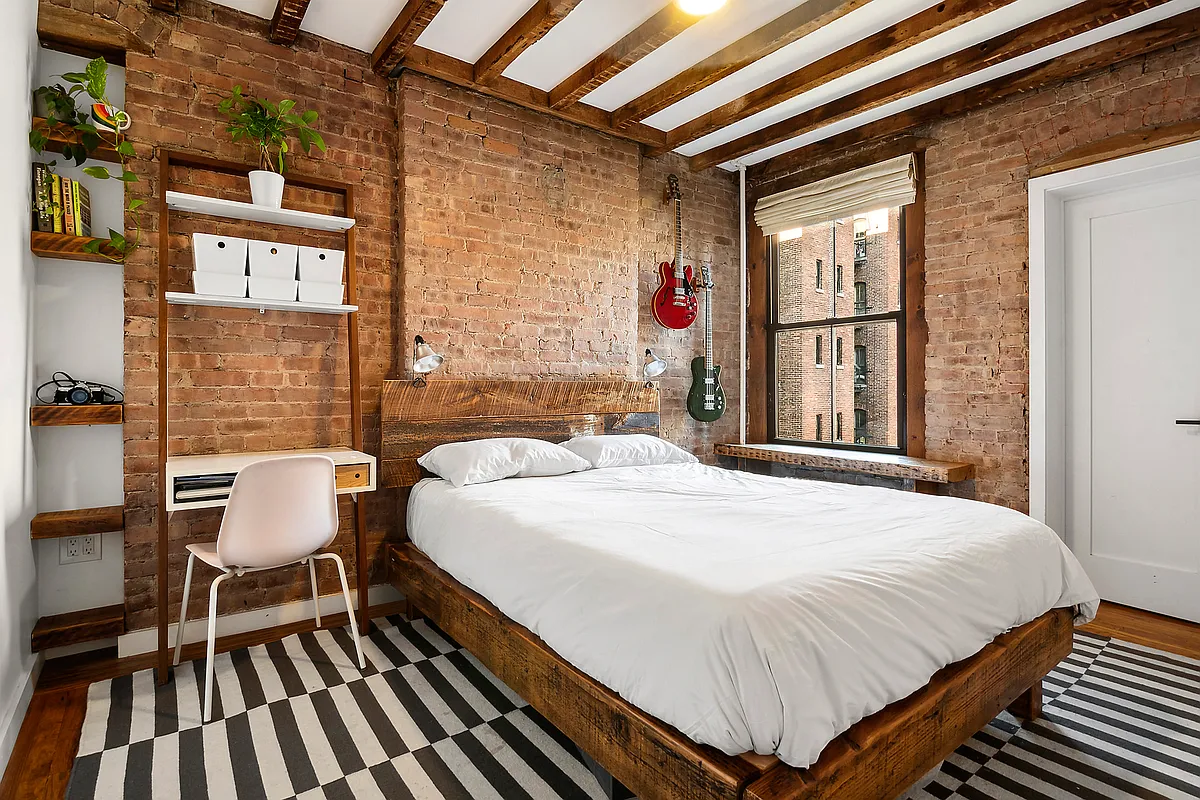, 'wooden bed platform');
381,379,1076,800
